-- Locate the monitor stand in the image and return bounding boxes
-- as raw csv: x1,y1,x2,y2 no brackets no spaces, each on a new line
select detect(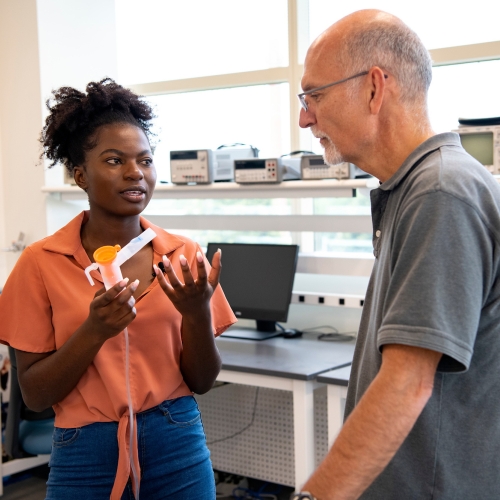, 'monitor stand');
221,320,282,341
